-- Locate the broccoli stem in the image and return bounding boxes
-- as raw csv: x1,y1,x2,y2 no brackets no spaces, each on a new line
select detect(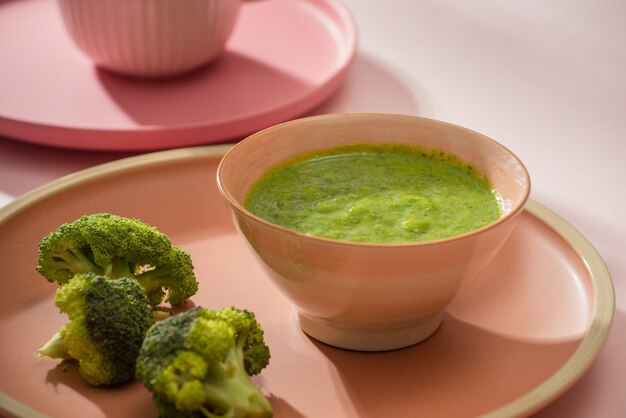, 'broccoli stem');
55,248,101,276
134,266,174,292
200,345,272,418
105,257,135,279
36,331,72,360
202,369,272,418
